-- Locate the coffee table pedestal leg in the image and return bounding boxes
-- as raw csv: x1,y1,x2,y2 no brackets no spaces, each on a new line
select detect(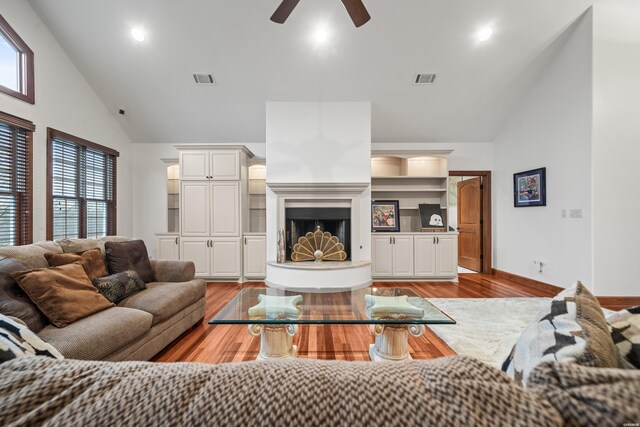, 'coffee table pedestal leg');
369,324,426,362
248,324,298,360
